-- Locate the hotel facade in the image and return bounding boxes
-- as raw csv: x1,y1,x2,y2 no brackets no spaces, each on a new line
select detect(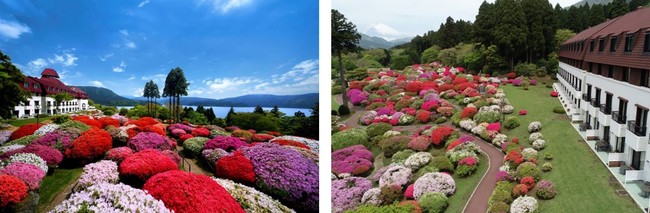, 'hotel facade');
13,68,89,119
556,6,650,200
